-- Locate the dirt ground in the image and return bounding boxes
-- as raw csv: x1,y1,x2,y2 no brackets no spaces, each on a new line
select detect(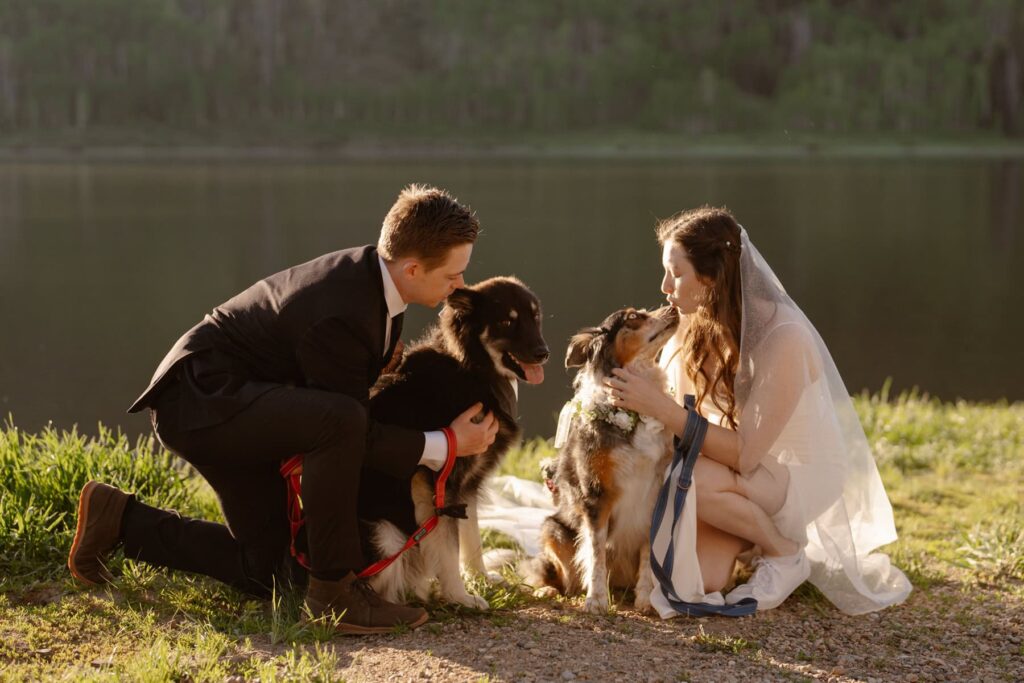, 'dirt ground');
233,581,1023,683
